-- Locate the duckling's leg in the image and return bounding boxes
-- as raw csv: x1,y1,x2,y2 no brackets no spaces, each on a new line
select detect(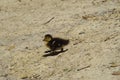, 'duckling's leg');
61,48,64,52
